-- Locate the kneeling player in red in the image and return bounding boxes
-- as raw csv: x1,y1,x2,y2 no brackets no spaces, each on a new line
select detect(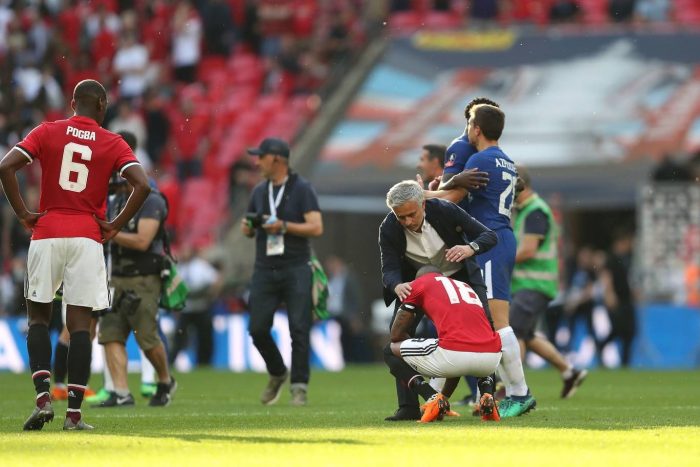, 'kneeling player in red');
384,266,503,423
